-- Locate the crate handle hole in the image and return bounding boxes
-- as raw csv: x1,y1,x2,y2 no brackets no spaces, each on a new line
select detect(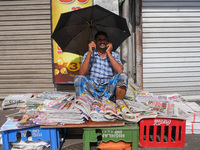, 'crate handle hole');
149,126,153,142
179,126,182,141
164,126,168,142
16,132,21,141
26,131,32,141
143,126,146,141
156,126,161,142
95,129,102,141
171,126,176,142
